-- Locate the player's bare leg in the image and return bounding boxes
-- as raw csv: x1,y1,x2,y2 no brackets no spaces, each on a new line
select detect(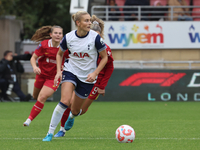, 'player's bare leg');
81,98,93,115
64,93,84,131
23,86,54,126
